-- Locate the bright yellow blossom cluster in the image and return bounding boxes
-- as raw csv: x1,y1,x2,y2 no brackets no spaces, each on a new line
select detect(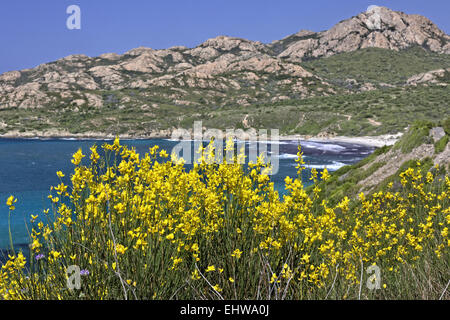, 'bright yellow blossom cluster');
0,139,448,300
